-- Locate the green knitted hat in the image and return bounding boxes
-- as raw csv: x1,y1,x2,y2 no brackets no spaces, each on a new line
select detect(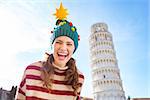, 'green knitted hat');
51,20,79,53
51,2,79,53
